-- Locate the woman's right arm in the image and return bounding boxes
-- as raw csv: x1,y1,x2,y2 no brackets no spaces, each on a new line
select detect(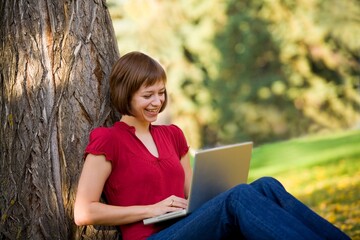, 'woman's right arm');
74,153,150,226
74,154,186,226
